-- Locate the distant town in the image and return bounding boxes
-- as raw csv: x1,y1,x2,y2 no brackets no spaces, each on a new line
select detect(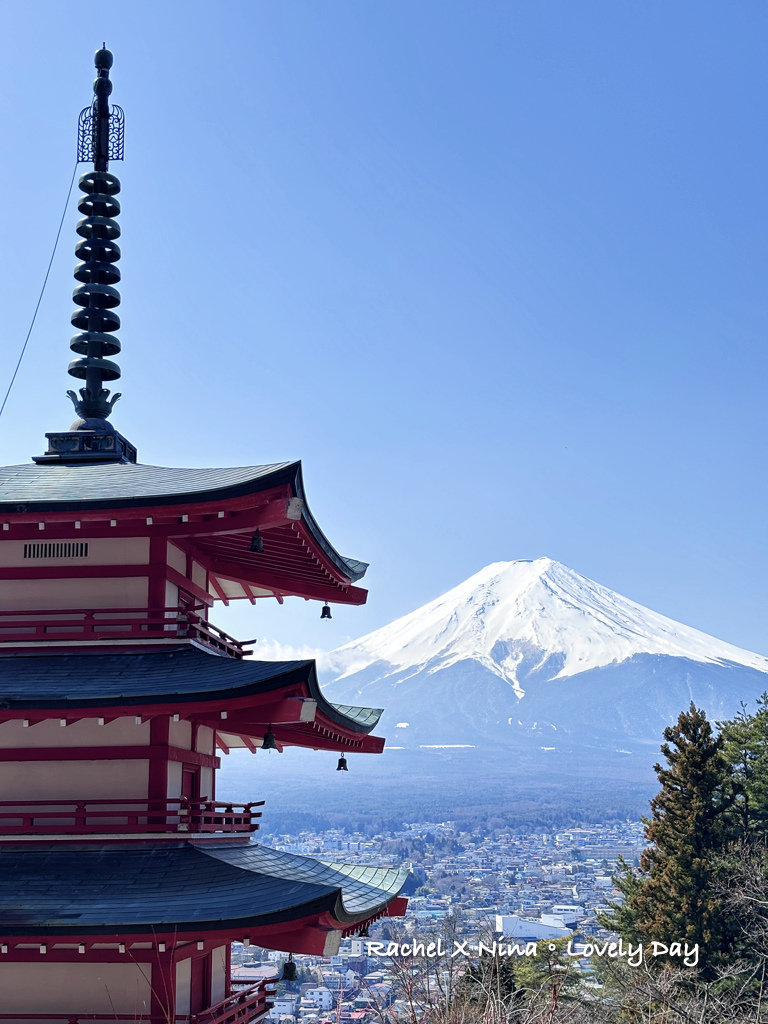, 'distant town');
233,819,646,1022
